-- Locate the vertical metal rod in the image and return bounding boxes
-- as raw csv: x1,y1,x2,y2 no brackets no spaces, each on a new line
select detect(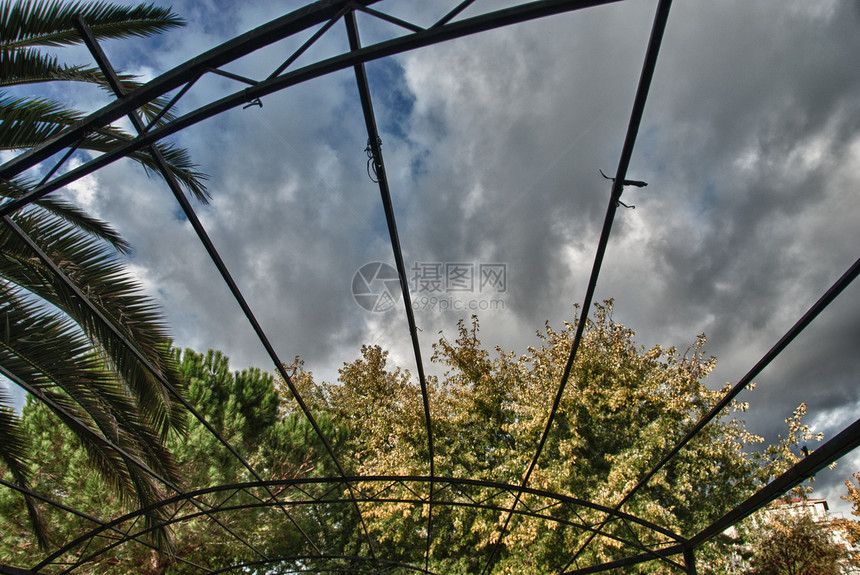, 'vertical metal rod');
683,546,697,575
71,16,323,558
344,11,436,569
476,2,673,573
552,0,674,564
